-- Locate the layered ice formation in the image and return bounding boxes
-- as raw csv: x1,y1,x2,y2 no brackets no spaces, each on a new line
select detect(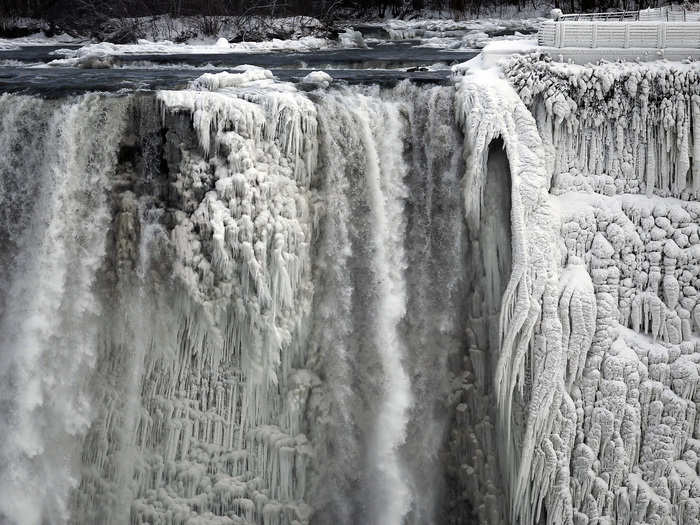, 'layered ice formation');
0,54,699,525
